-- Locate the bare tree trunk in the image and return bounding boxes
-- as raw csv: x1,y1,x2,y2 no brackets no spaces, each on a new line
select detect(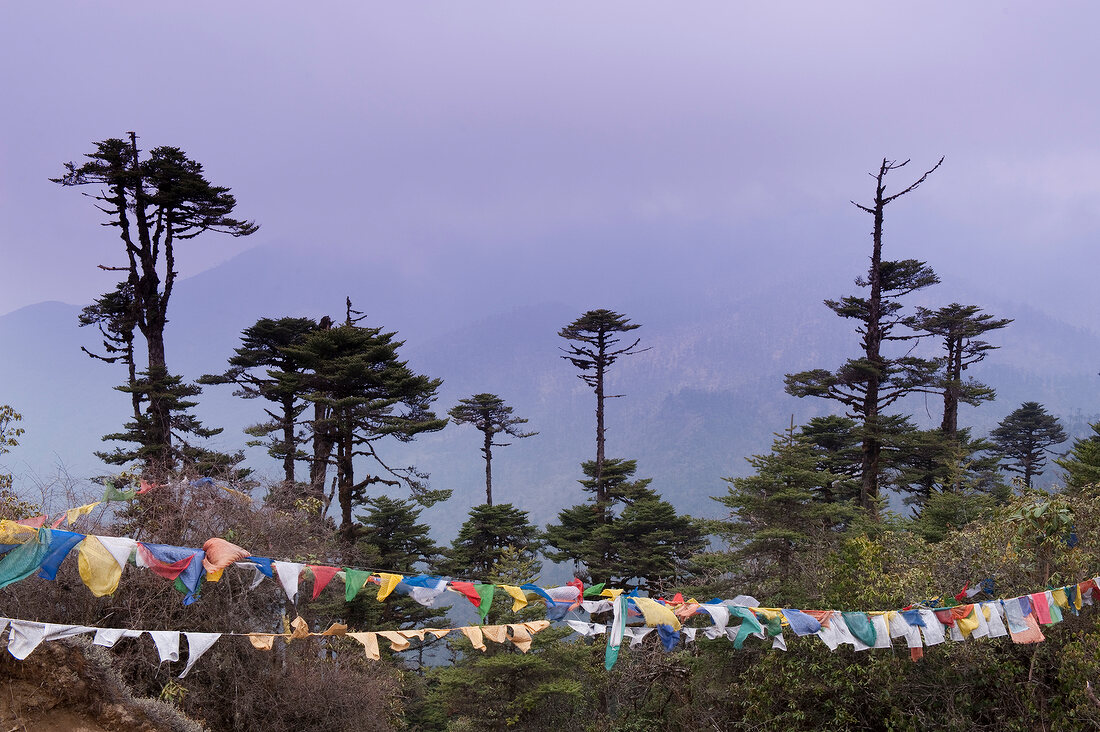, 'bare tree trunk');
281,394,296,484
310,403,333,500
595,331,607,506
483,429,493,506
859,160,888,517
